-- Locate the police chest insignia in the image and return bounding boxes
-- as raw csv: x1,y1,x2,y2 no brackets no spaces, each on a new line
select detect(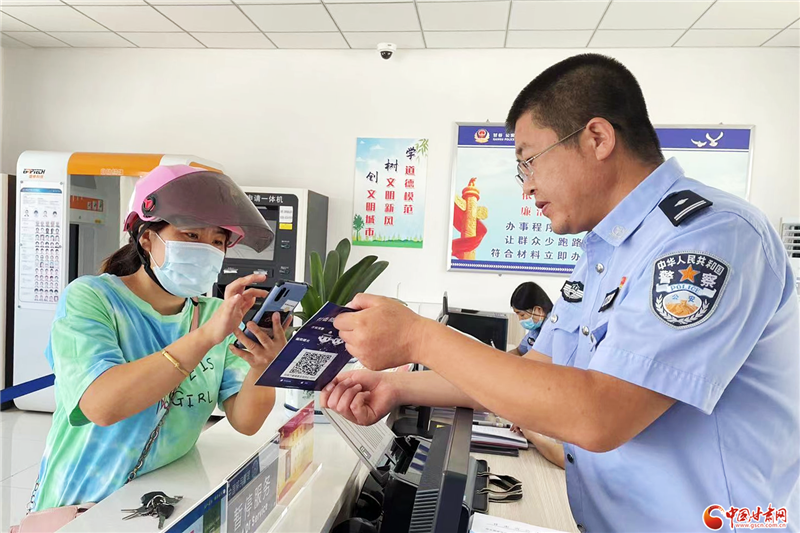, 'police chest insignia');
598,288,619,312
650,252,730,329
658,190,713,227
561,281,584,303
